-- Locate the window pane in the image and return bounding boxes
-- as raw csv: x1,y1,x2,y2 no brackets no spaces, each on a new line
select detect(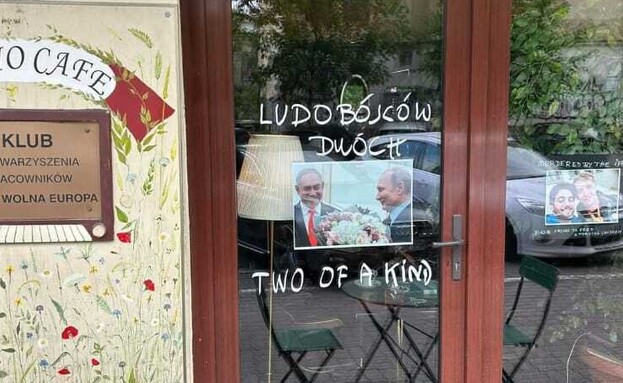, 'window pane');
233,0,445,381
505,1,623,381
